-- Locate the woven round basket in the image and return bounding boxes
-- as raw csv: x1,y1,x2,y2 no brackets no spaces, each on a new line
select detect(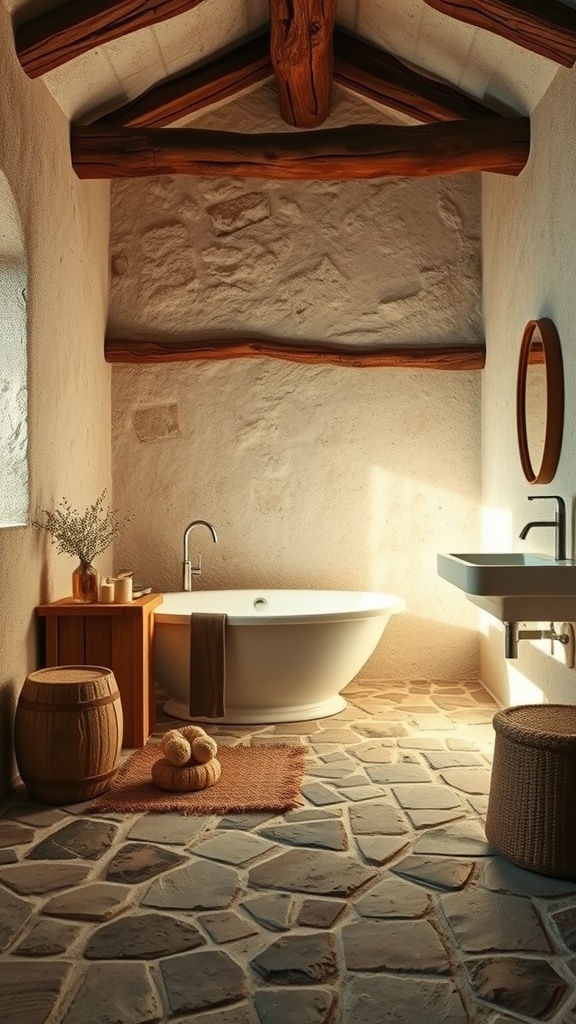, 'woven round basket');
485,704,576,879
